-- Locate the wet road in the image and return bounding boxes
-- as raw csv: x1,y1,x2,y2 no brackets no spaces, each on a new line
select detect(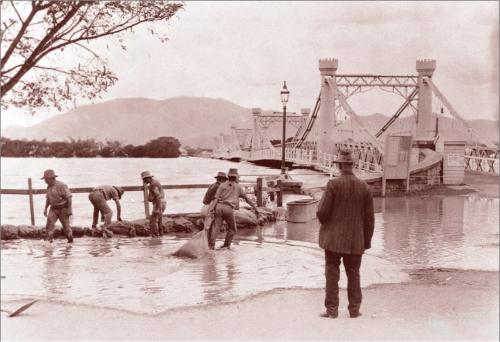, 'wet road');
1,195,498,314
